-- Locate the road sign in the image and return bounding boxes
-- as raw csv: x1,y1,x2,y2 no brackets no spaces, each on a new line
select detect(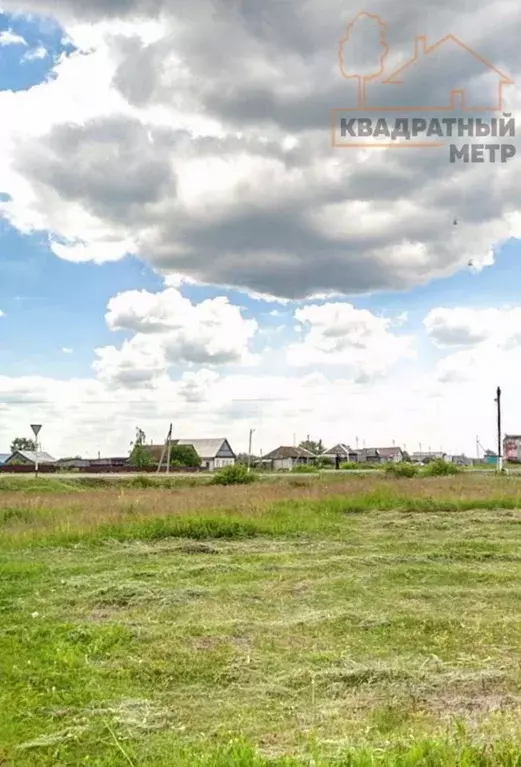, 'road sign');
30,424,42,437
